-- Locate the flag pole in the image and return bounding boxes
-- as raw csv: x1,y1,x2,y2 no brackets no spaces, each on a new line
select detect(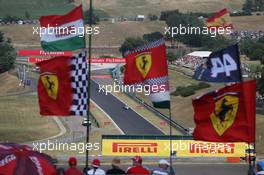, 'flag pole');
237,45,256,175
85,0,93,170
169,107,173,174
